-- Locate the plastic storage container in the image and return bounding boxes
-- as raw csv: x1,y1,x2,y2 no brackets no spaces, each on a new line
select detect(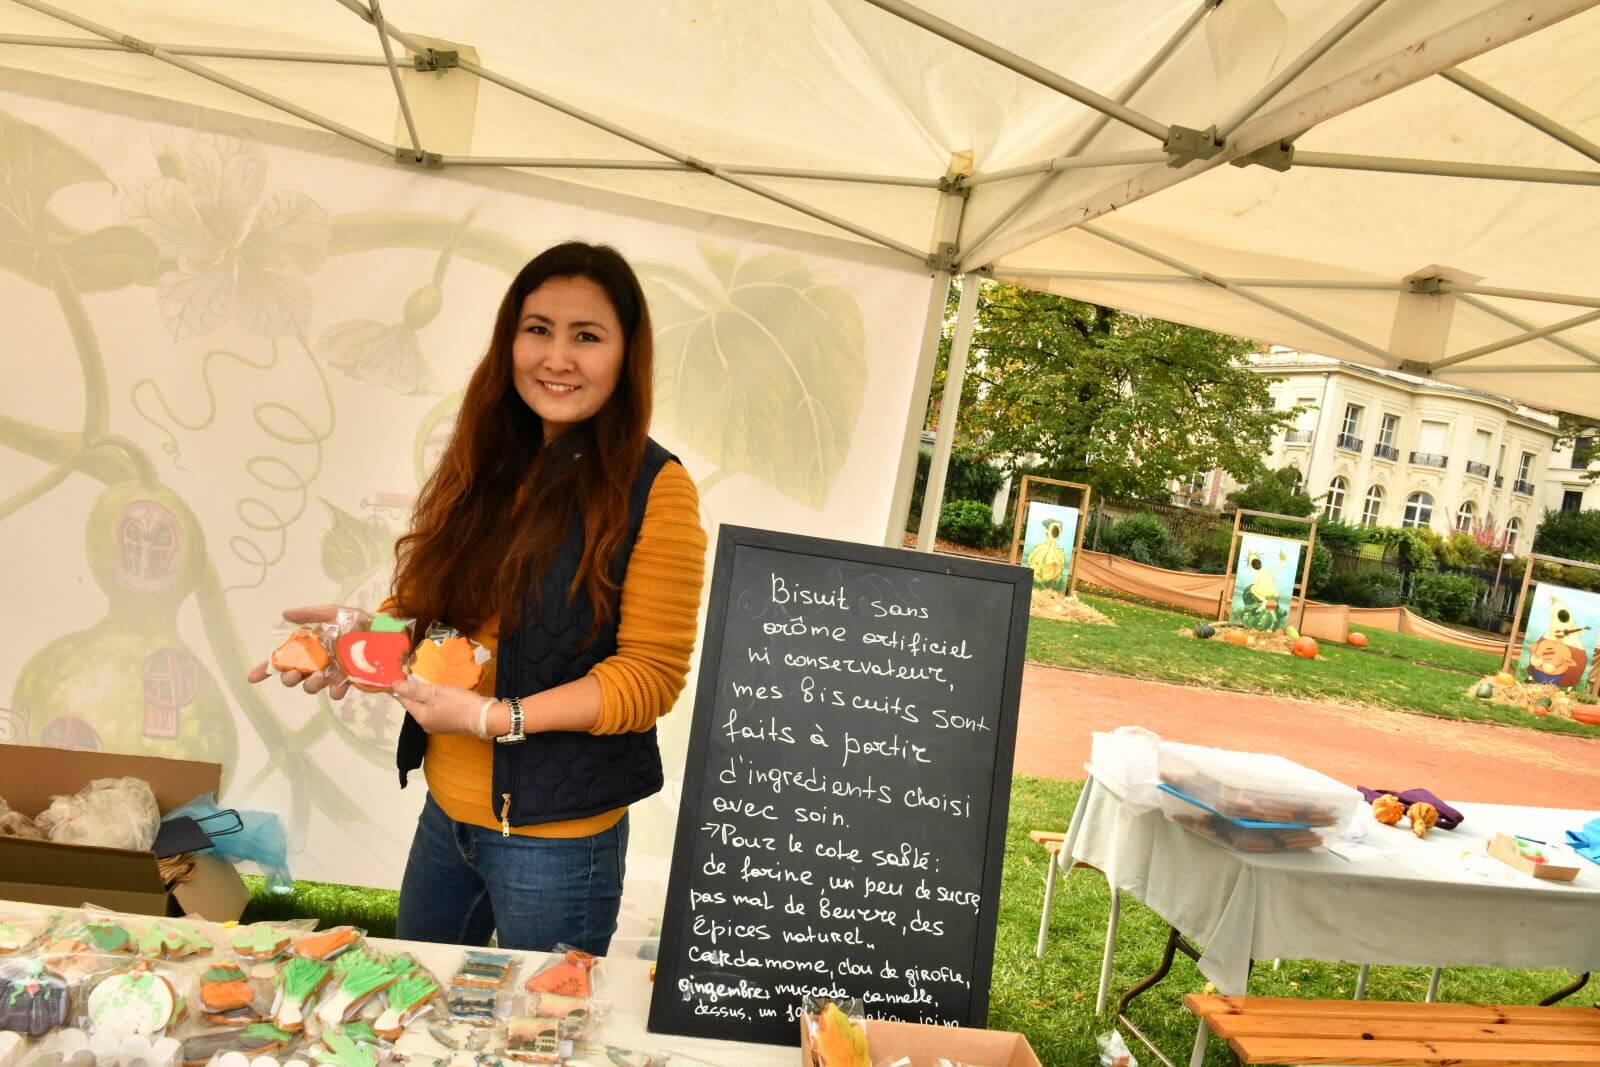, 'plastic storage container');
1157,743,1359,837
1158,782,1336,853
